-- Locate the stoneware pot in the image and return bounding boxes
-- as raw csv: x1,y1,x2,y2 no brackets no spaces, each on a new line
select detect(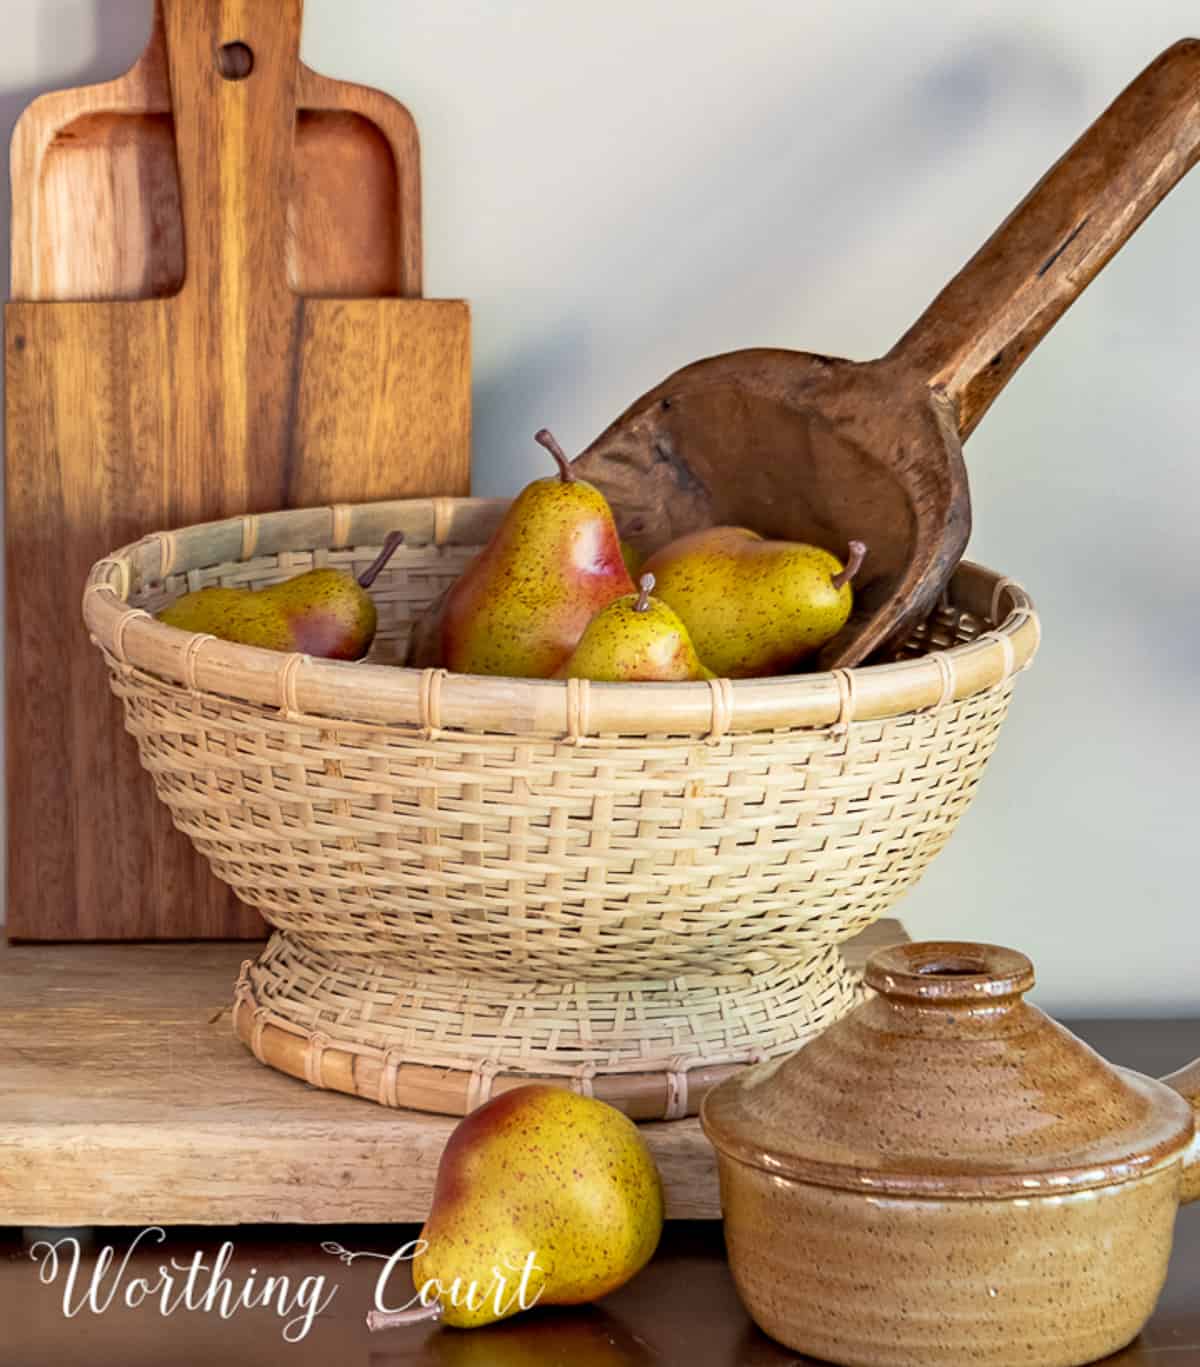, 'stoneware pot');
701,941,1200,1367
